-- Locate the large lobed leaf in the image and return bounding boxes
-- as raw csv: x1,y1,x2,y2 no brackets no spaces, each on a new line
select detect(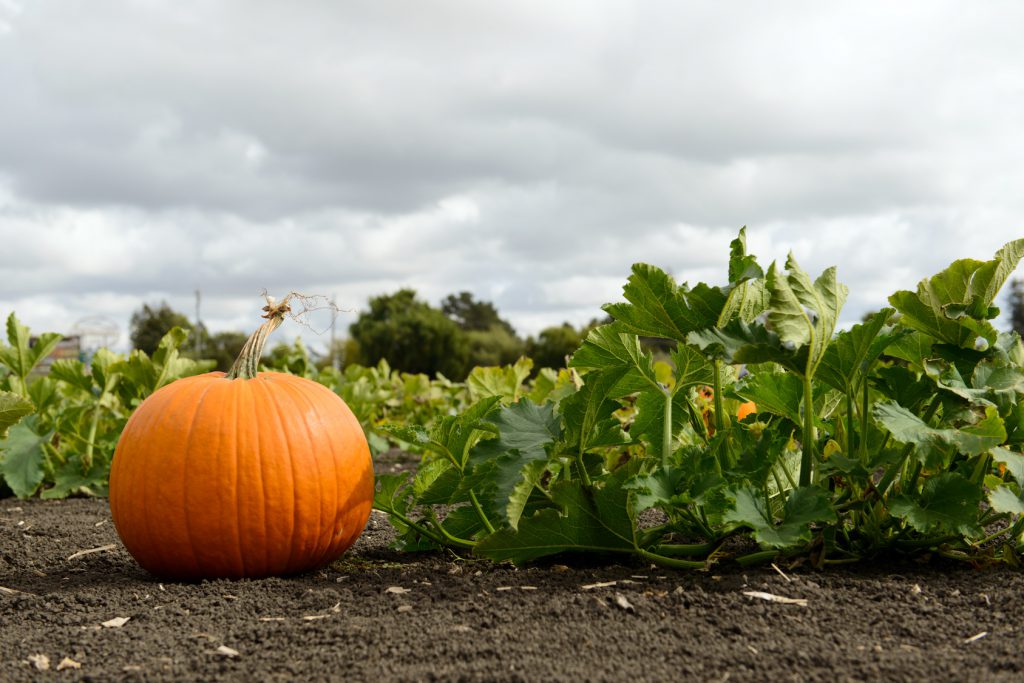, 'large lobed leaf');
733,371,804,426
465,399,563,528
889,238,1024,350
474,468,637,564
724,486,836,549
873,401,1006,461
603,264,709,342
817,308,903,393
0,419,49,498
765,255,848,377
467,358,534,404
890,473,983,537
0,390,33,438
